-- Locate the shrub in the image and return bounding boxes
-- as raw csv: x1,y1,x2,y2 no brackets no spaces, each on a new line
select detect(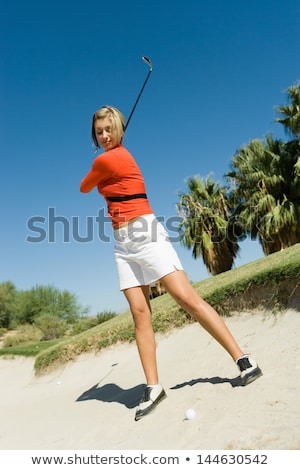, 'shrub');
0,328,8,338
71,311,117,335
2,324,42,347
34,314,68,340
96,311,117,324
